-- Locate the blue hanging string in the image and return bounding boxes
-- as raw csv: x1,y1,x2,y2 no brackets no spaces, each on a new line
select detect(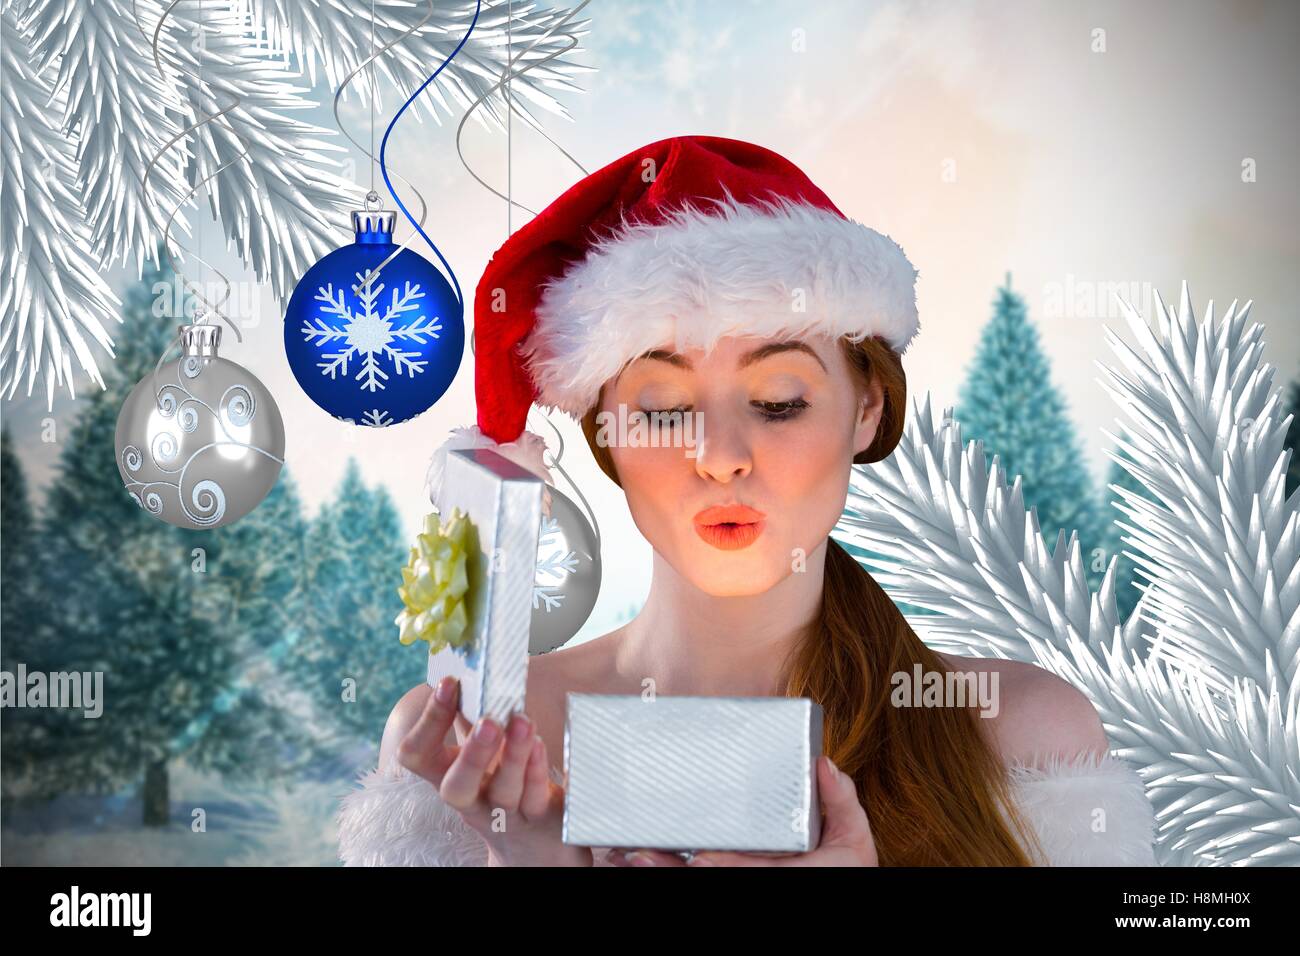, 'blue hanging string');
379,0,483,310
